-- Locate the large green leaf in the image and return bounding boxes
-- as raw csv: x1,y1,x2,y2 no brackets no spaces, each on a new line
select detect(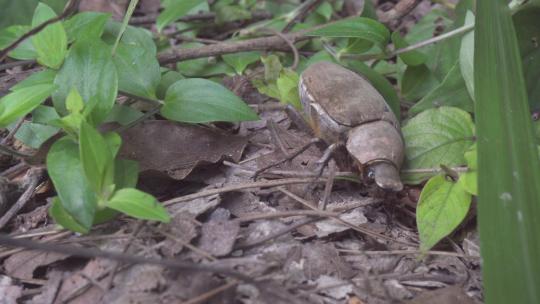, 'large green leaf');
0,84,55,127
156,0,204,32
31,3,67,69
64,12,111,42
513,7,540,110
475,1,540,302
307,17,390,50
417,175,472,251
223,51,261,74
0,25,37,60
47,137,97,230
161,78,259,123
106,188,170,222
79,121,115,197
401,107,475,184
10,69,56,91
49,197,89,233
409,62,474,114
400,64,439,101
53,39,118,125
0,0,67,28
